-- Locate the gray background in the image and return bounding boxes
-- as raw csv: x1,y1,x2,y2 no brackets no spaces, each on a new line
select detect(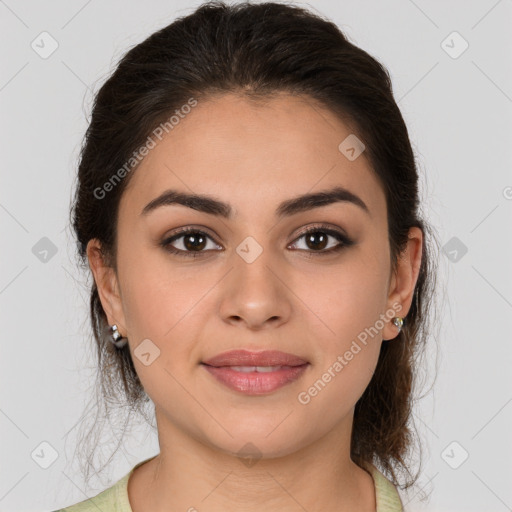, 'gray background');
1,1,511,511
